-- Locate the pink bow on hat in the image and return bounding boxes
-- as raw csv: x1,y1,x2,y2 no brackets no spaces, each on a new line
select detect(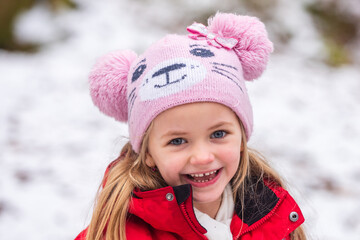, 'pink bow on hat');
187,22,239,50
